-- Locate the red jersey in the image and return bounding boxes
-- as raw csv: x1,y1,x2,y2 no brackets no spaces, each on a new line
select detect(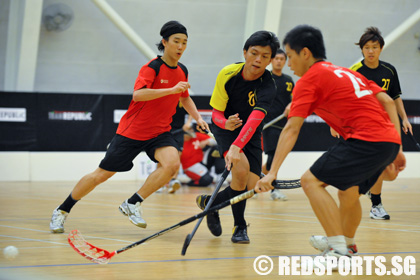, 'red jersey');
289,61,401,144
181,133,211,169
117,56,189,140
